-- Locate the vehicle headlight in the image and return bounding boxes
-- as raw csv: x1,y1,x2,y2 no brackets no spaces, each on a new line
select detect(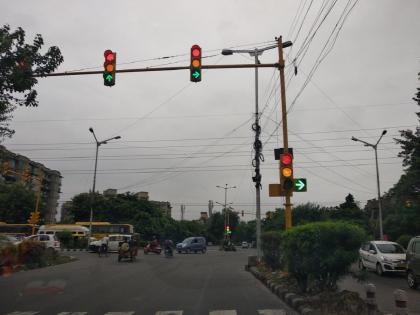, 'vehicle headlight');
382,256,392,263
